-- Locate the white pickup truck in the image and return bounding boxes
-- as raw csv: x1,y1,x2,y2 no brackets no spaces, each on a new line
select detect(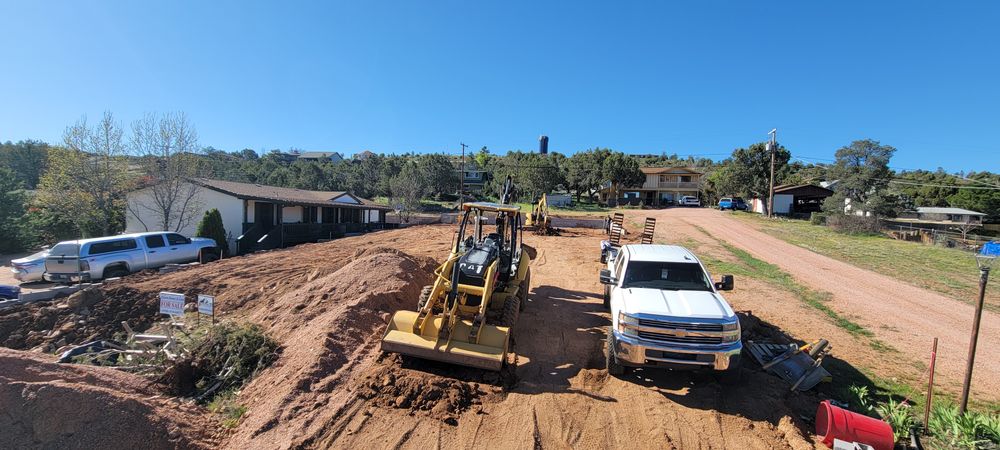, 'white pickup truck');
600,244,742,380
44,232,218,283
